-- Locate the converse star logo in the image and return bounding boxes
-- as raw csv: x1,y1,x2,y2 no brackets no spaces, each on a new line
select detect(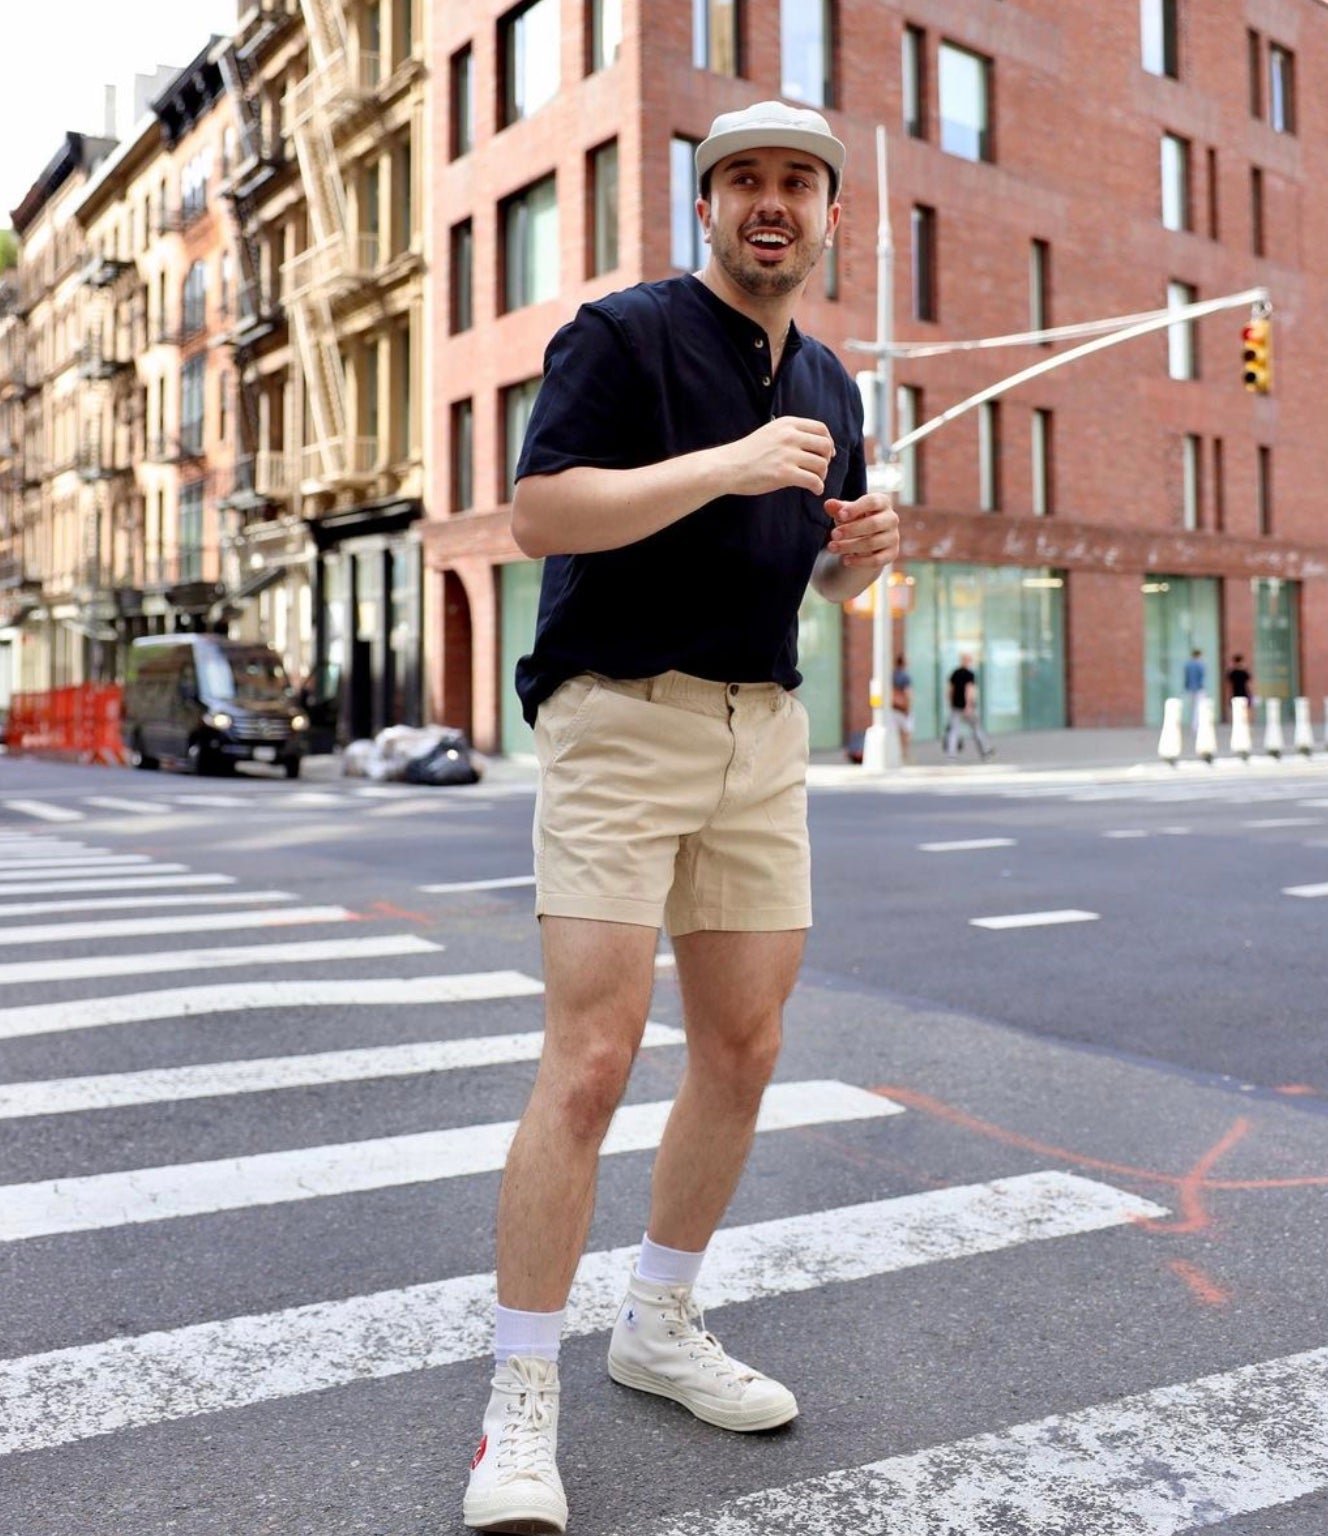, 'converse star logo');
624,1305,638,1331
470,1434,488,1471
